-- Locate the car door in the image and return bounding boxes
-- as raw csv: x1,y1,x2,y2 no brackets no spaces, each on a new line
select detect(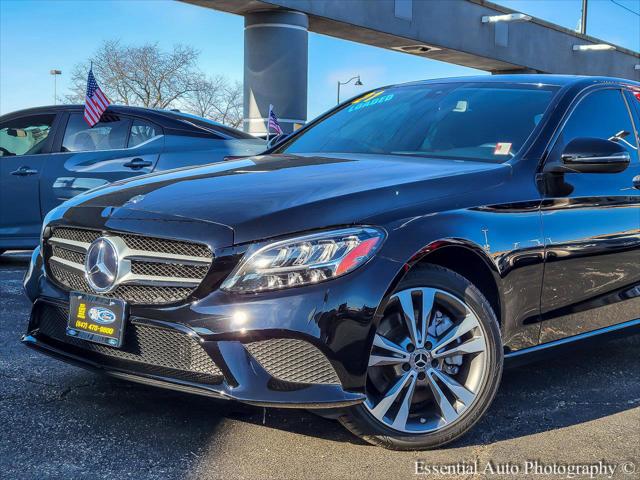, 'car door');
0,112,58,247
39,112,163,217
538,87,640,343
